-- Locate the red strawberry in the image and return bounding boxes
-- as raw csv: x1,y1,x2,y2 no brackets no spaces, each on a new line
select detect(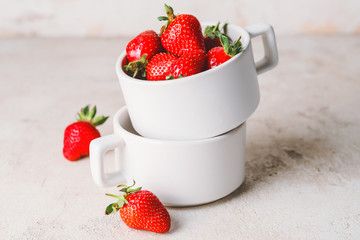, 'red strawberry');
124,30,163,78
105,181,171,233
166,49,206,79
146,53,177,81
158,4,205,57
206,35,243,69
63,105,108,161
126,30,163,62
203,22,230,52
